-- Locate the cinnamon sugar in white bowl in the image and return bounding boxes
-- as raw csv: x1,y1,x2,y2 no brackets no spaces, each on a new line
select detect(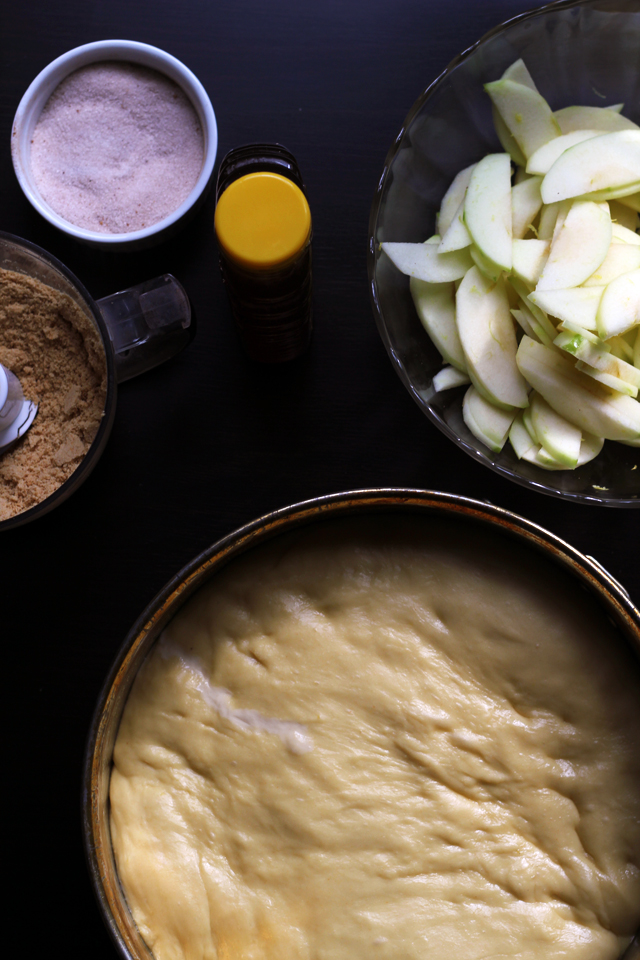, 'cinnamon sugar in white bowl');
11,41,217,250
